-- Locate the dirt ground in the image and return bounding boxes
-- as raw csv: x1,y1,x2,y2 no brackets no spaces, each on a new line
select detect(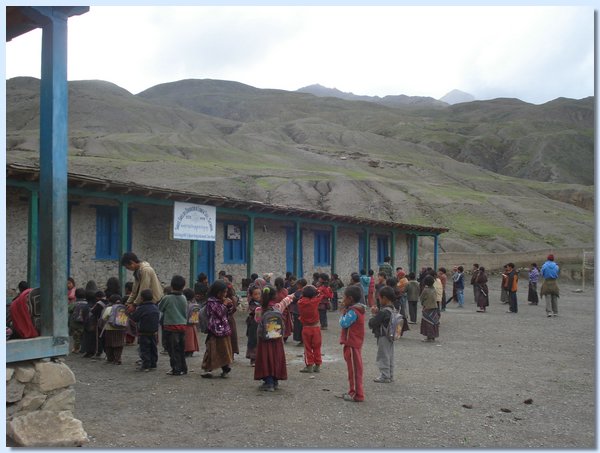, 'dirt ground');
65,278,595,448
